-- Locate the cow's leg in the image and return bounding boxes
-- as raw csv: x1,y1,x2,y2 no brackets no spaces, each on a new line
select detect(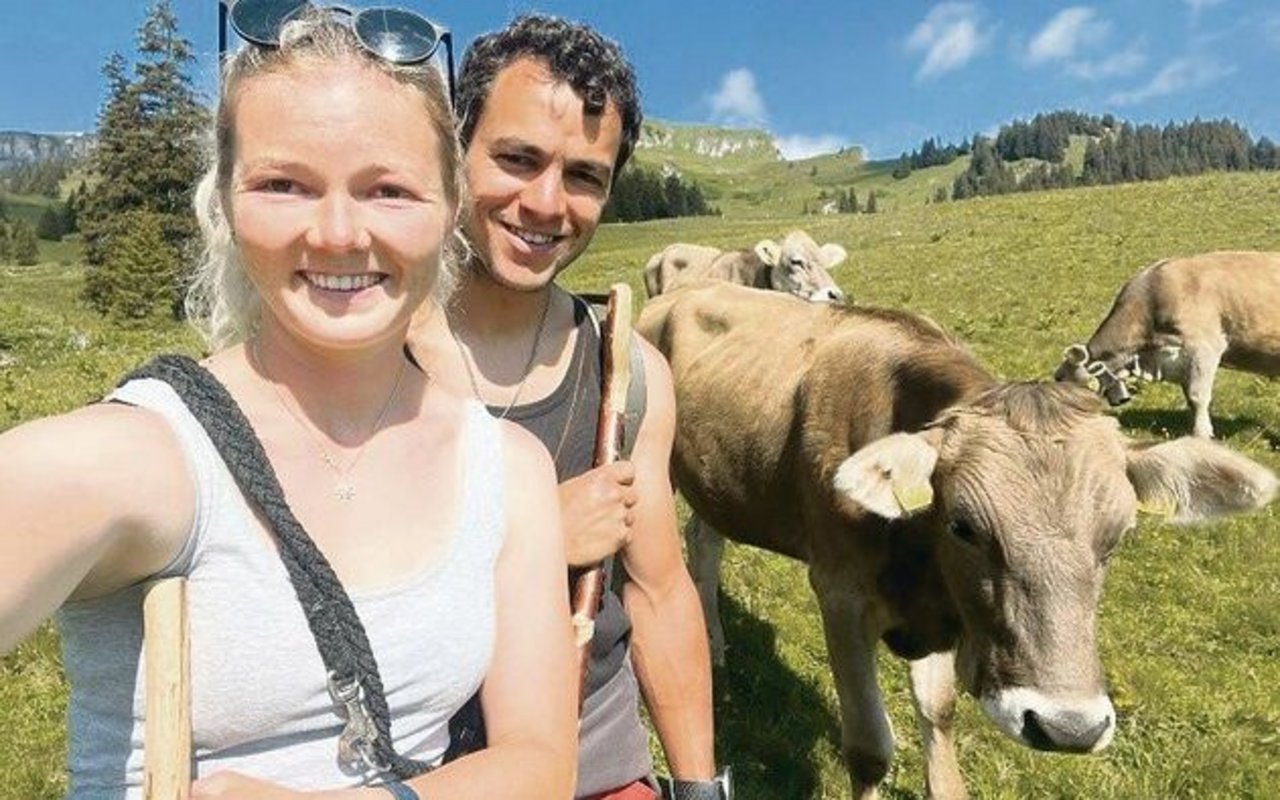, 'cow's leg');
909,651,967,800
685,515,726,666
813,579,894,800
1181,343,1224,438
